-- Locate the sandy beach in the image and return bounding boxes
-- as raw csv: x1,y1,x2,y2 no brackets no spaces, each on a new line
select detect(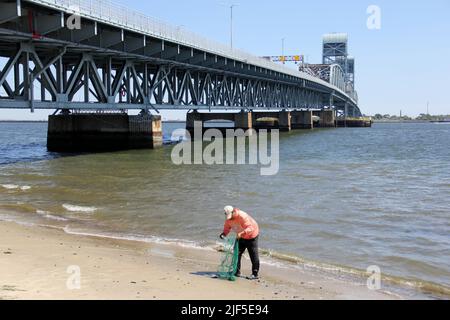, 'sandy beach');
0,221,400,300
